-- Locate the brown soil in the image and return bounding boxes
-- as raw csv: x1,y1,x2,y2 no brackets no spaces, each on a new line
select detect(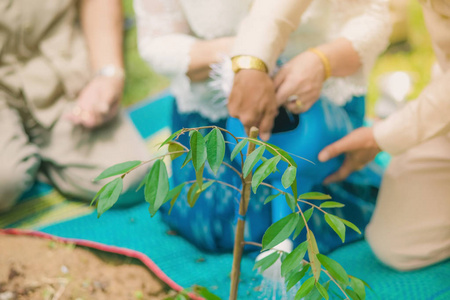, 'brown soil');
0,234,176,300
